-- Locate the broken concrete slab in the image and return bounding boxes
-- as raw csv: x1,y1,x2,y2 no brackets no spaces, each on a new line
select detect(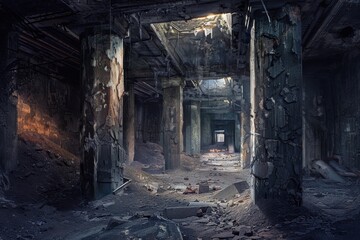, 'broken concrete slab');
214,181,249,201
163,206,211,219
312,160,345,183
188,201,217,208
198,182,210,194
328,160,358,178
68,215,183,240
